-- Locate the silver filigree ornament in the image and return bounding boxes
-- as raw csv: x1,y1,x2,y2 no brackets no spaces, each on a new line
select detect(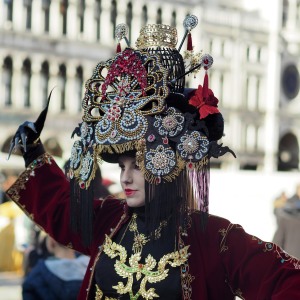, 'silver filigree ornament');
145,145,176,177
153,107,184,137
70,141,83,170
80,122,93,147
177,131,209,160
115,23,129,41
183,15,198,31
201,54,214,70
79,151,94,183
